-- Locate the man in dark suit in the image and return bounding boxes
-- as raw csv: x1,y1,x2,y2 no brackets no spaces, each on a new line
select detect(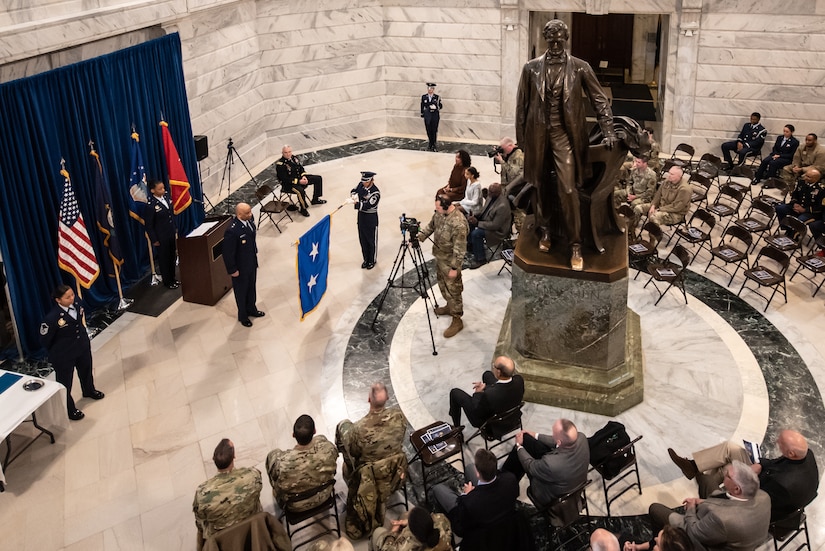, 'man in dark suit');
421,83,442,152
516,19,617,271
143,179,179,289
40,284,104,420
223,203,264,327
753,124,799,184
449,355,524,428
467,183,512,269
649,460,771,551
501,418,590,506
721,112,767,170
275,145,326,217
432,448,519,539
